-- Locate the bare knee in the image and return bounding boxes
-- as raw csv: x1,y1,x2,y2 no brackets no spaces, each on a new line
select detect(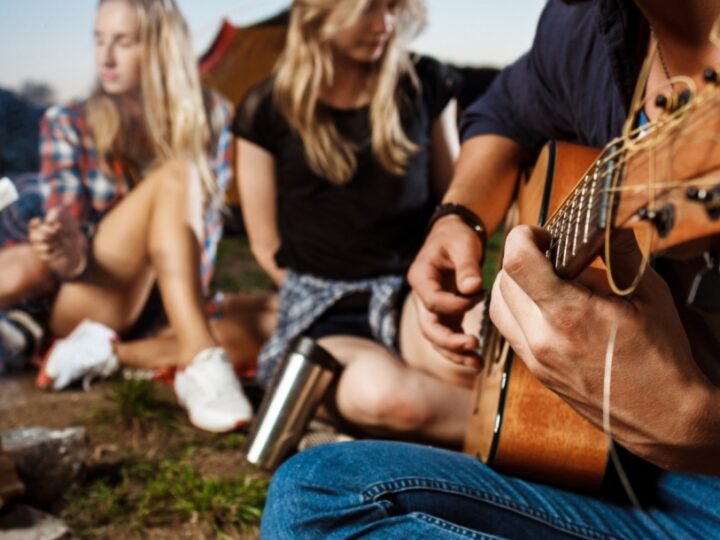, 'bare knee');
337,365,430,431
0,247,53,305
